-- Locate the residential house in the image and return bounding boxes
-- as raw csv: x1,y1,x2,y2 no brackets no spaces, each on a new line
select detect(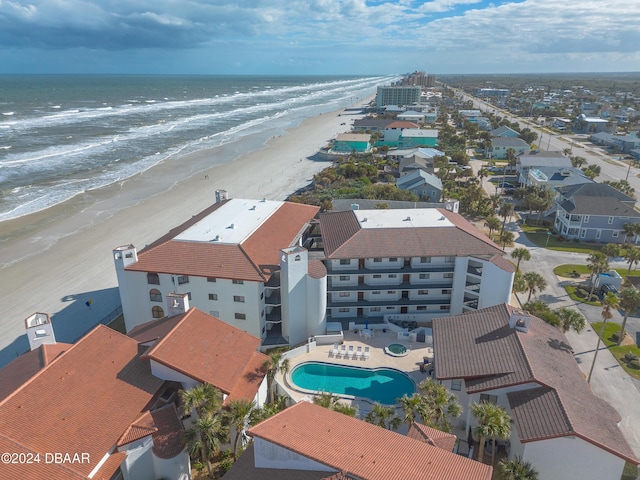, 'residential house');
332,133,371,154
553,183,640,243
113,197,322,348
381,120,419,147
488,137,530,160
352,117,395,133
516,151,572,185
396,148,445,177
590,132,640,154
318,207,514,327
574,114,611,134
224,401,493,480
397,110,425,123
396,169,442,202
398,128,438,149
552,117,573,131
433,304,638,480
458,110,482,125
526,166,593,191
490,125,520,138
